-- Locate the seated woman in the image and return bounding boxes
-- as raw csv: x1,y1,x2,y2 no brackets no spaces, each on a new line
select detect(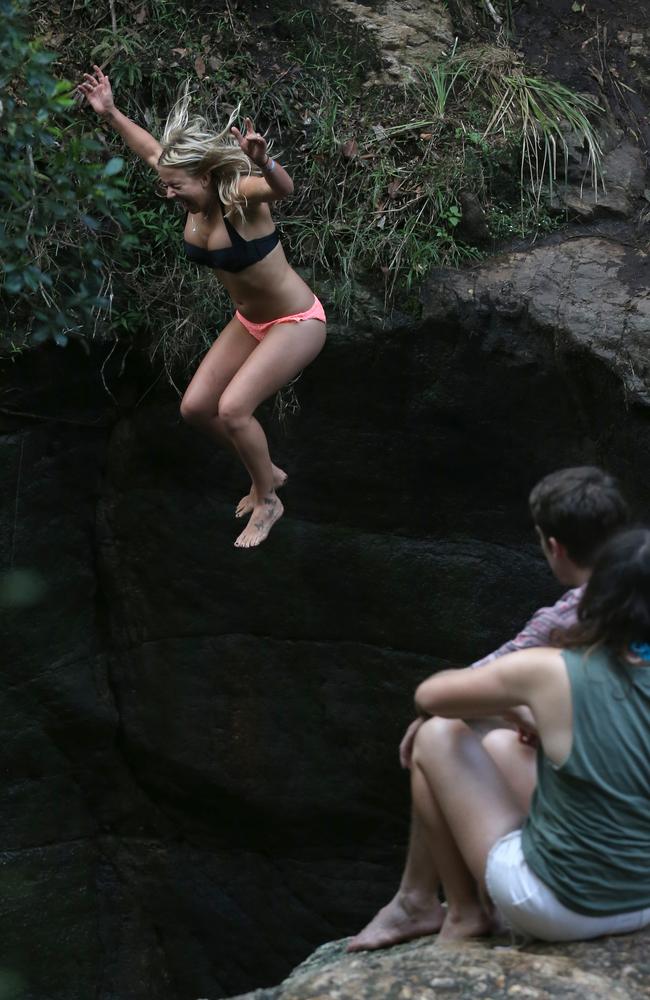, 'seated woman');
78,66,326,548
352,527,650,944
